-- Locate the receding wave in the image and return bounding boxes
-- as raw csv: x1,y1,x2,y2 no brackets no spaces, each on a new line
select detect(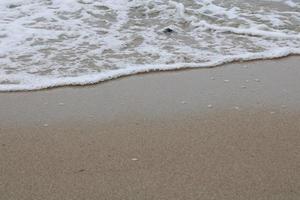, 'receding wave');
0,0,300,91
